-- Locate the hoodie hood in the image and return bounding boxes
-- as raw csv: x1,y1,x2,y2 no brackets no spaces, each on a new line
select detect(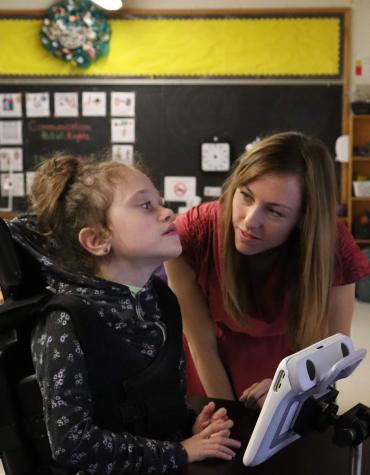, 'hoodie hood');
6,215,151,300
